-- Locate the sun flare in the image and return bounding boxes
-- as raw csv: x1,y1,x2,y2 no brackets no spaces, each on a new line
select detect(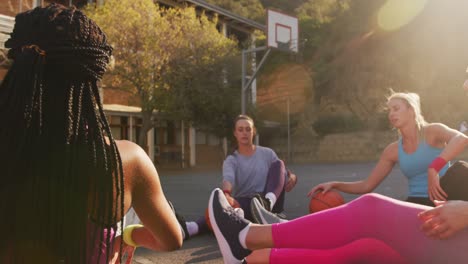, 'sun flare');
378,0,428,31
